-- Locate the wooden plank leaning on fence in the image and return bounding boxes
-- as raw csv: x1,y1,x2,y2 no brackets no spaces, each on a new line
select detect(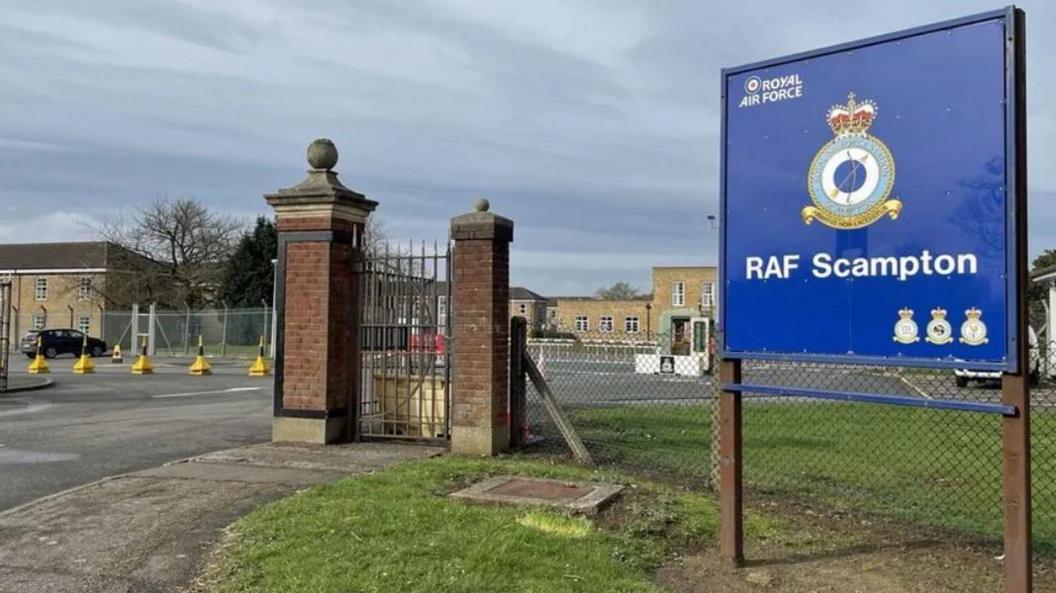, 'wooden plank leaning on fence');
521,350,594,466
